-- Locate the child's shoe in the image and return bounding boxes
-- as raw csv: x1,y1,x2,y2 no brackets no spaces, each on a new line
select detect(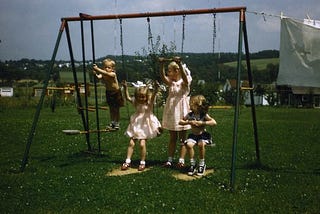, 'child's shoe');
113,123,120,130
106,123,114,130
187,165,196,176
121,163,130,170
176,162,185,170
138,164,146,171
197,164,206,176
163,161,172,168
106,122,119,130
